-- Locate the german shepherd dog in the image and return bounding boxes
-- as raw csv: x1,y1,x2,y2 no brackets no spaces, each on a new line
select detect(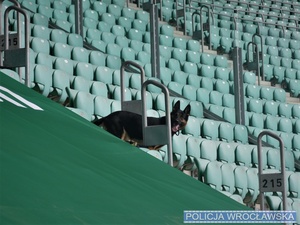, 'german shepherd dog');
93,101,191,150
